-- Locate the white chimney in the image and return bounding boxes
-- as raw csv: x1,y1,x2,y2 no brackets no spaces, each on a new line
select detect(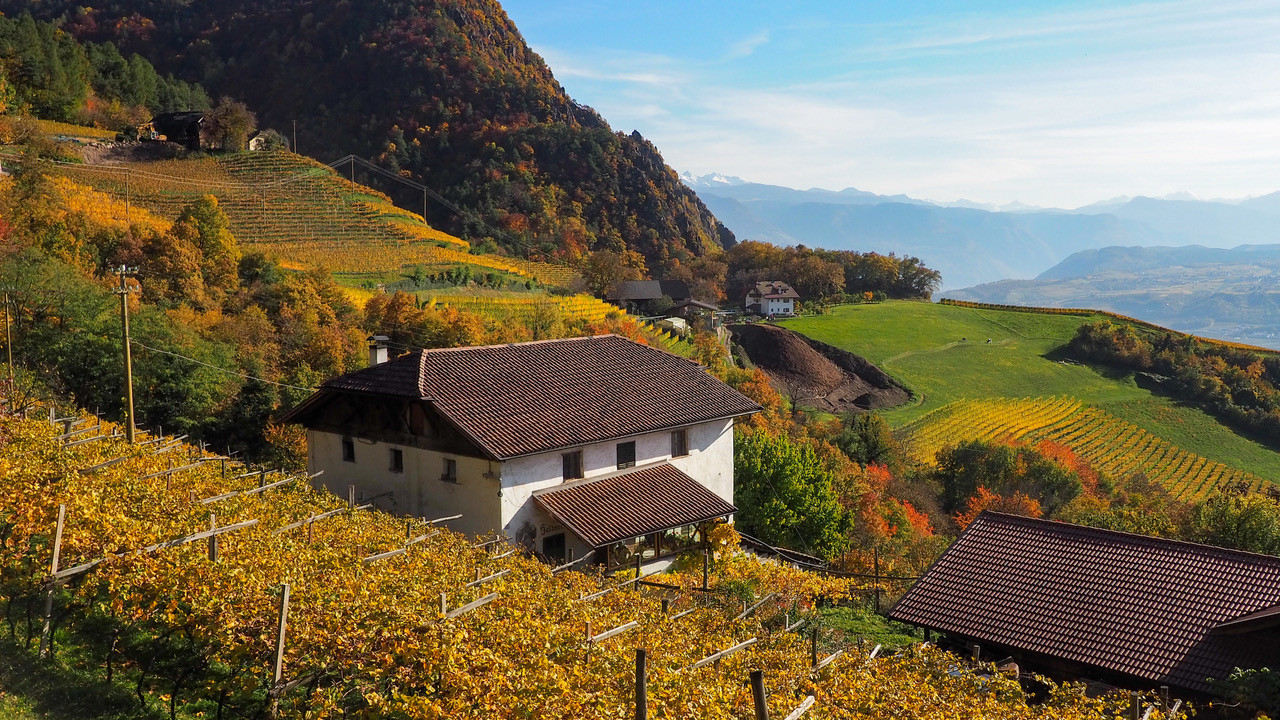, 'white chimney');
368,335,390,366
